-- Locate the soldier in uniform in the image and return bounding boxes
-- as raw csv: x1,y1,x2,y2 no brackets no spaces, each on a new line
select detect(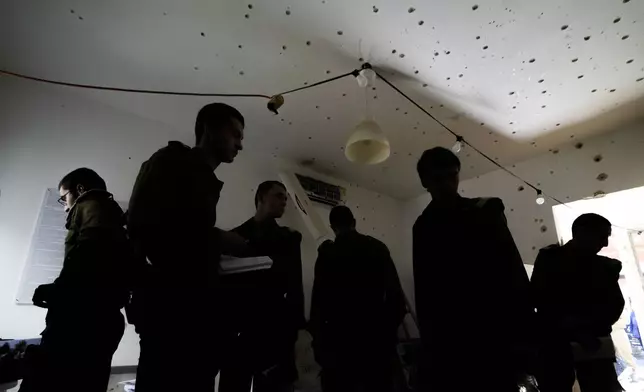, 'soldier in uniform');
127,103,248,392
310,205,406,392
217,180,305,392
532,213,624,392
21,168,129,392
412,147,533,392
